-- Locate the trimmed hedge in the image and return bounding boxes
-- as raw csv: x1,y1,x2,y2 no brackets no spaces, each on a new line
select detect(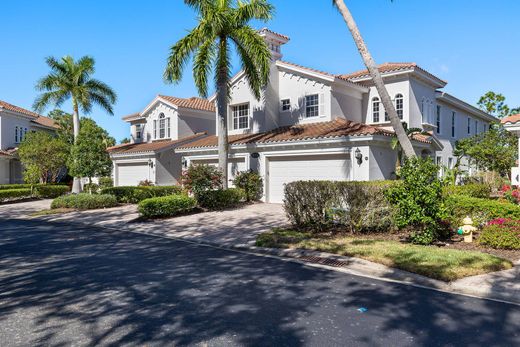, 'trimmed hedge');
197,188,245,210
138,194,197,218
0,183,68,191
33,185,70,198
446,195,520,227
443,184,491,199
0,188,33,201
284,180,396,233
51,194,118,210
479,220,520,250
100,186,184,203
